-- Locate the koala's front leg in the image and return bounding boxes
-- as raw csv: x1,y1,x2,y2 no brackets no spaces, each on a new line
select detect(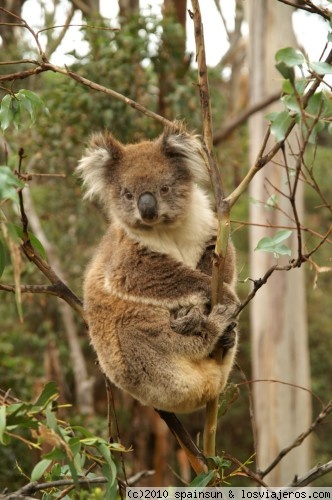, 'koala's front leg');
169,301,238,360
170,306,203,335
